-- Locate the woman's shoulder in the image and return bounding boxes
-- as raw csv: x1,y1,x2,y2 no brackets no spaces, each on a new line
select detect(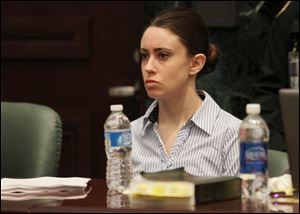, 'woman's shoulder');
218,109,242,129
